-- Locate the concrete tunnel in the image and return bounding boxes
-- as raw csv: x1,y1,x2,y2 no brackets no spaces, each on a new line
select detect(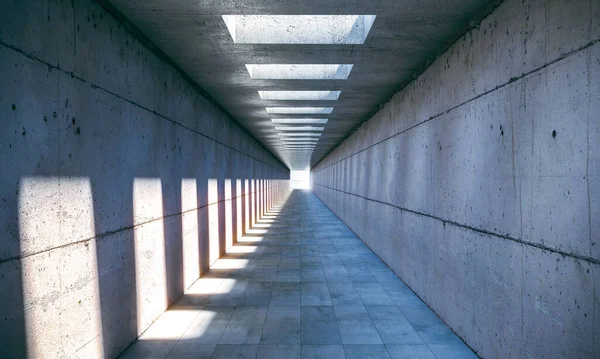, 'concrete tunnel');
0,0,598,358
